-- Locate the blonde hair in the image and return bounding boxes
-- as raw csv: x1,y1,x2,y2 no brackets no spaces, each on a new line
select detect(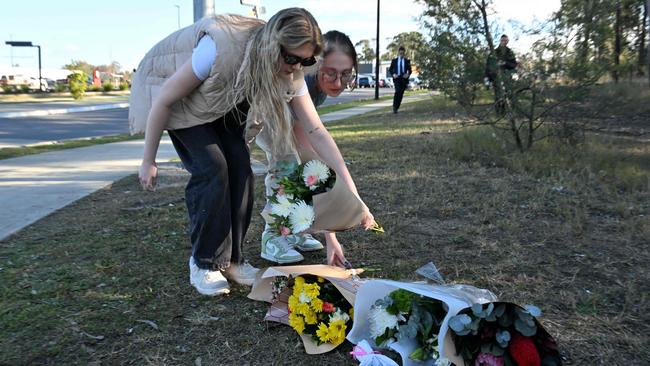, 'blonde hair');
223,8,323,156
